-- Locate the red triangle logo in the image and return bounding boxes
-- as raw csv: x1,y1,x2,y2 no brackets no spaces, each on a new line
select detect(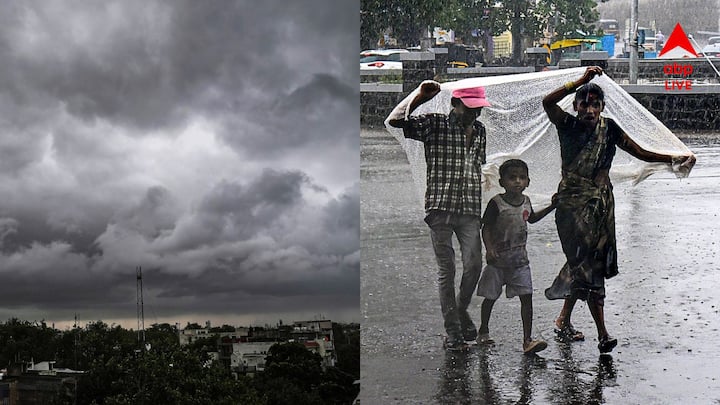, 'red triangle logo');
658,23,698,58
